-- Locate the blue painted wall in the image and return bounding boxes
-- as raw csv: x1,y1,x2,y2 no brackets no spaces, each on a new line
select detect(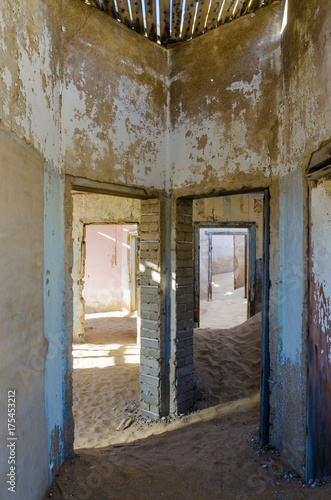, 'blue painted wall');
278,167,303,365
44,166,66,482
